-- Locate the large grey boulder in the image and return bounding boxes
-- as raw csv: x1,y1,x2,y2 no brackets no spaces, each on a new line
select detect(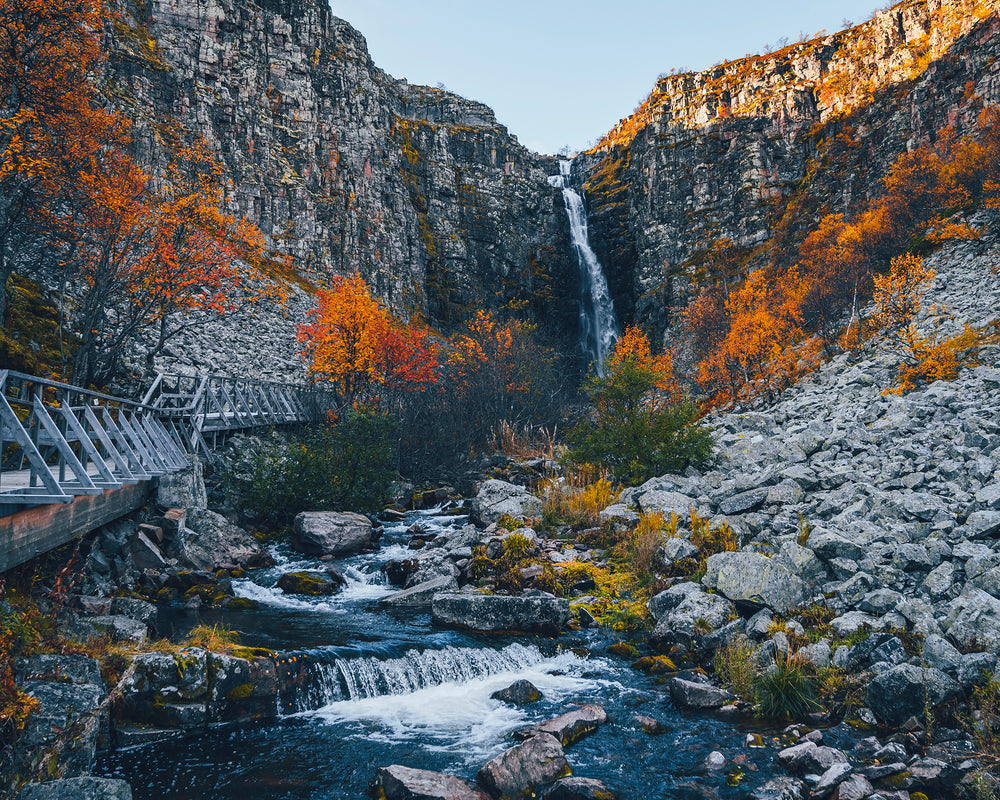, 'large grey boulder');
291,511,379,557
16,778,132,800
943,587,1000,649
370,765,489,800
866,664,961,727
650,588,735,648
471,480,542,527
172,509,273,570
668,677,735,709
432,593,569,634
156,454,207,510
476,733,570,799
702,551,806,613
